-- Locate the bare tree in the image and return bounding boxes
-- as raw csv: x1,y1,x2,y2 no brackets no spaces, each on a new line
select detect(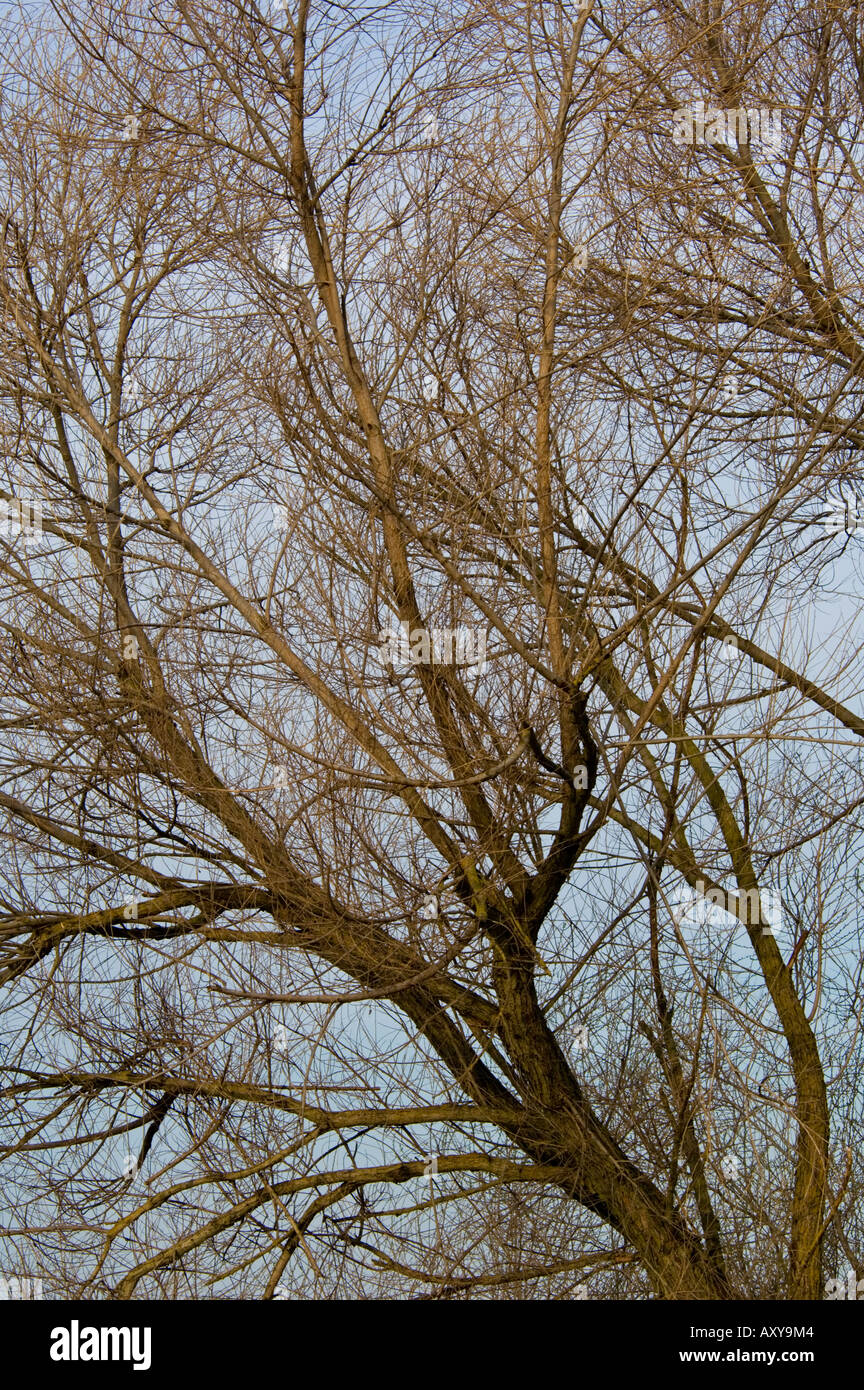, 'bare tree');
0,0,862,1301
